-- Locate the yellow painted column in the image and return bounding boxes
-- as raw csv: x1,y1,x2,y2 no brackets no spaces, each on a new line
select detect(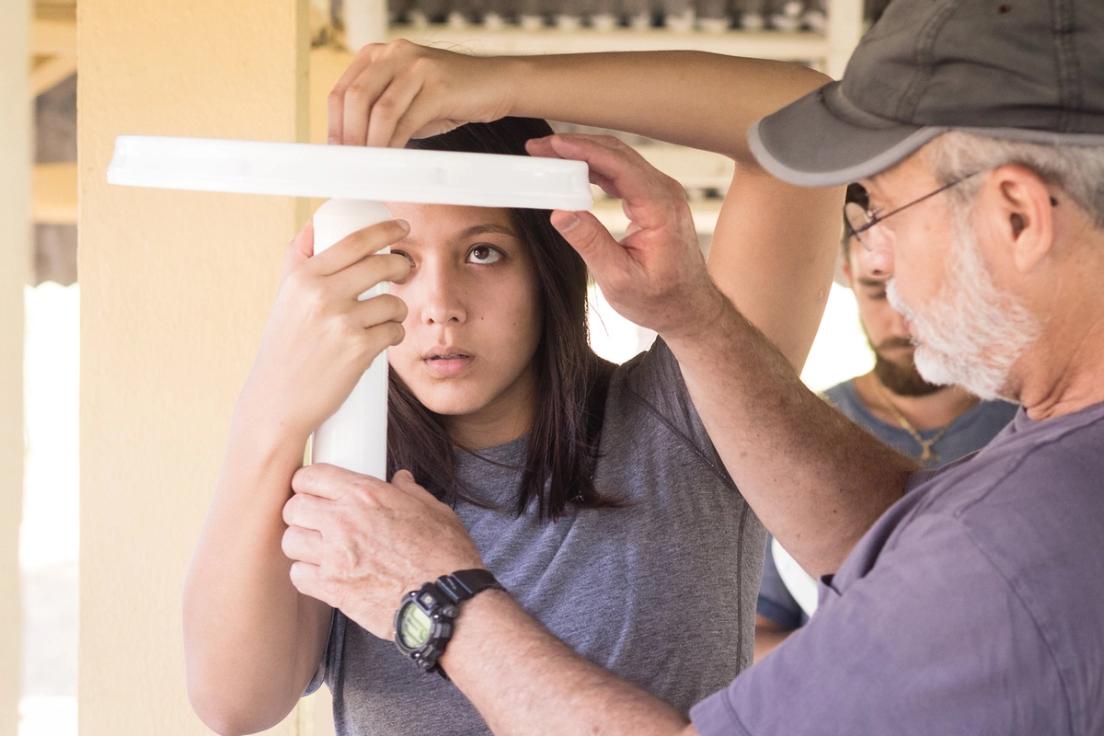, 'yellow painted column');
1,2,30,734
79,1,319,733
